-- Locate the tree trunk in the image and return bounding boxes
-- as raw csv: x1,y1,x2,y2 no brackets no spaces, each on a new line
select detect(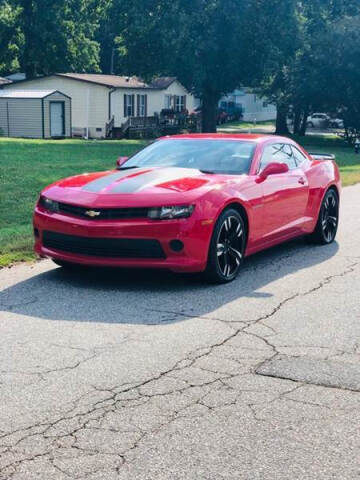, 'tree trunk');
299,106,310,136
201,90,219,133
293,107,302,135
21,0,36,78
275,102,290,135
